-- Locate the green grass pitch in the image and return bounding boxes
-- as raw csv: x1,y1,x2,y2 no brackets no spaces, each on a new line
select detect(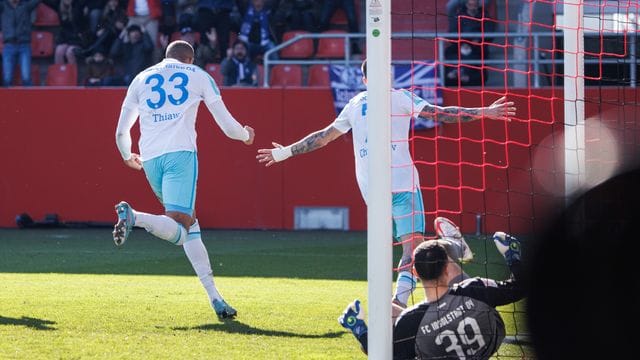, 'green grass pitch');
0,228,532,359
